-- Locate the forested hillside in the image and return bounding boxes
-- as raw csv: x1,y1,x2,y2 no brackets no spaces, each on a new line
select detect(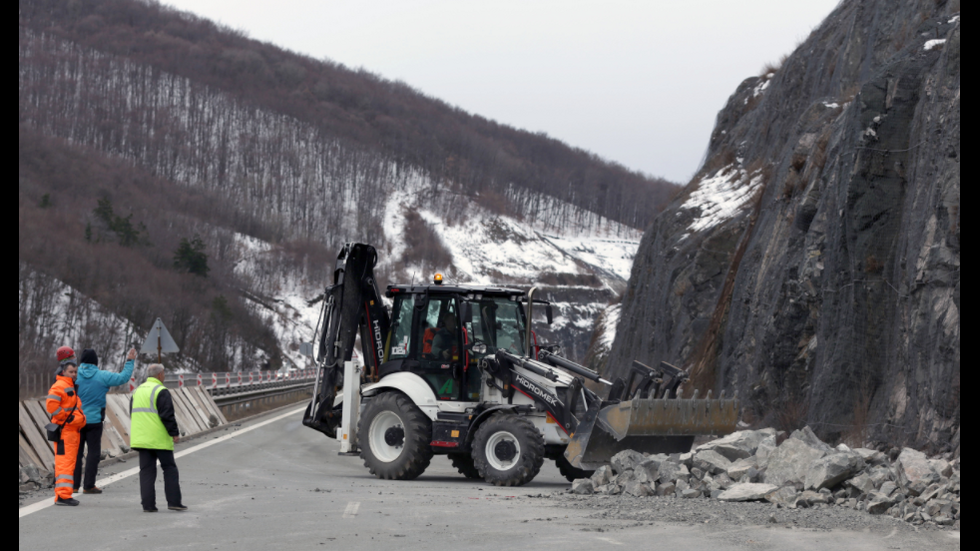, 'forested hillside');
19,0,673,230
19,0,673,381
